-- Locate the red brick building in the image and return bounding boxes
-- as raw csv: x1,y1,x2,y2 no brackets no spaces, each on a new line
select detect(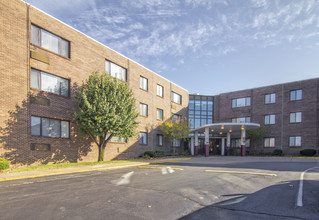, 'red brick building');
0,0,188,166
189,78,319,156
